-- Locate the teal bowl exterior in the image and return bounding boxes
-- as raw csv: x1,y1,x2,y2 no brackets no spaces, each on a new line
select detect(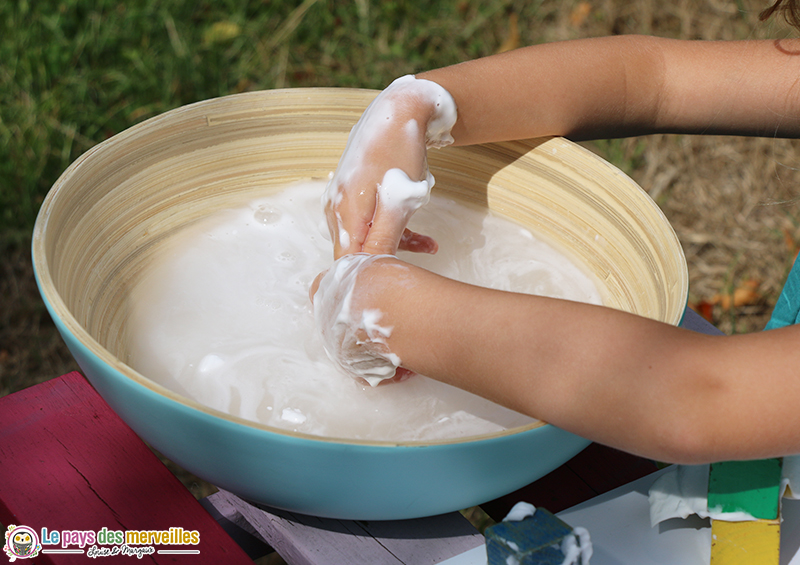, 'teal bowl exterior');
38,280,590,520
31,90,685,521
